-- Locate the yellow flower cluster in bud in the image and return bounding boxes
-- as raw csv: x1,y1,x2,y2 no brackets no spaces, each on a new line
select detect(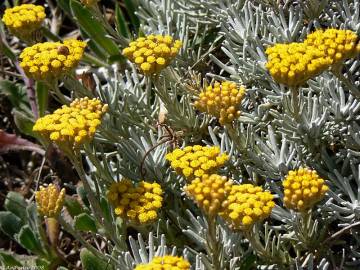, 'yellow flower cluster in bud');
283,167,329,211
194,81,246,125
122,35,182,75
35,184,66,218
107,180,163,225
2,4,45,39
265,42,332,86
166,145,229,180
33,97,108,147
220,184,275,230
305,29,360,65
185,174,233,217
80,0,99,6
19,39,86,81
134,256,190,270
